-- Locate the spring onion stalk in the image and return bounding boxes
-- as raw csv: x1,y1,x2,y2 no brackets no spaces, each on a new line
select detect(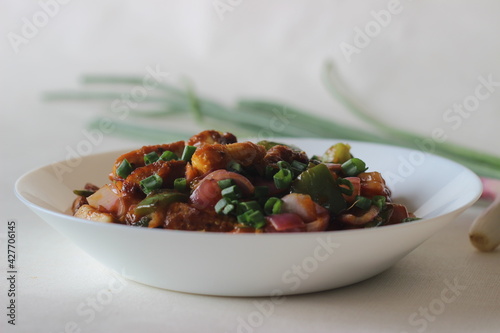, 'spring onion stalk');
45,71,500,179
322,61,500,170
